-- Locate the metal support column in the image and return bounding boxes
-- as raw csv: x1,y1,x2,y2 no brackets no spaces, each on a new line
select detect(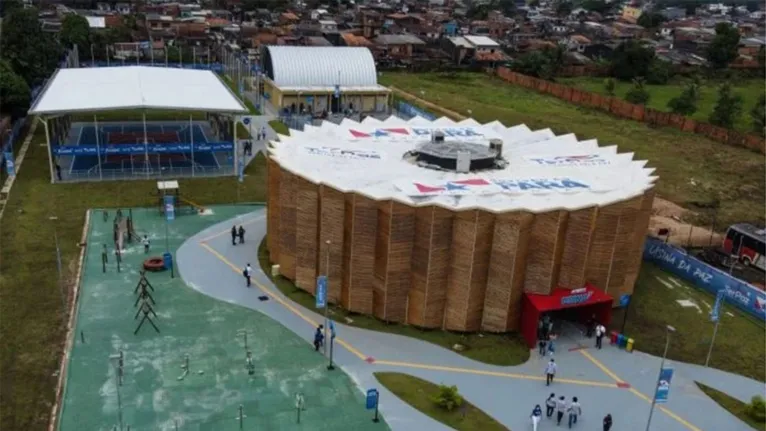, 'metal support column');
190,114,195,177
232,115,238,177
142,112,149,178
42,117,56,183
94,115,103,180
